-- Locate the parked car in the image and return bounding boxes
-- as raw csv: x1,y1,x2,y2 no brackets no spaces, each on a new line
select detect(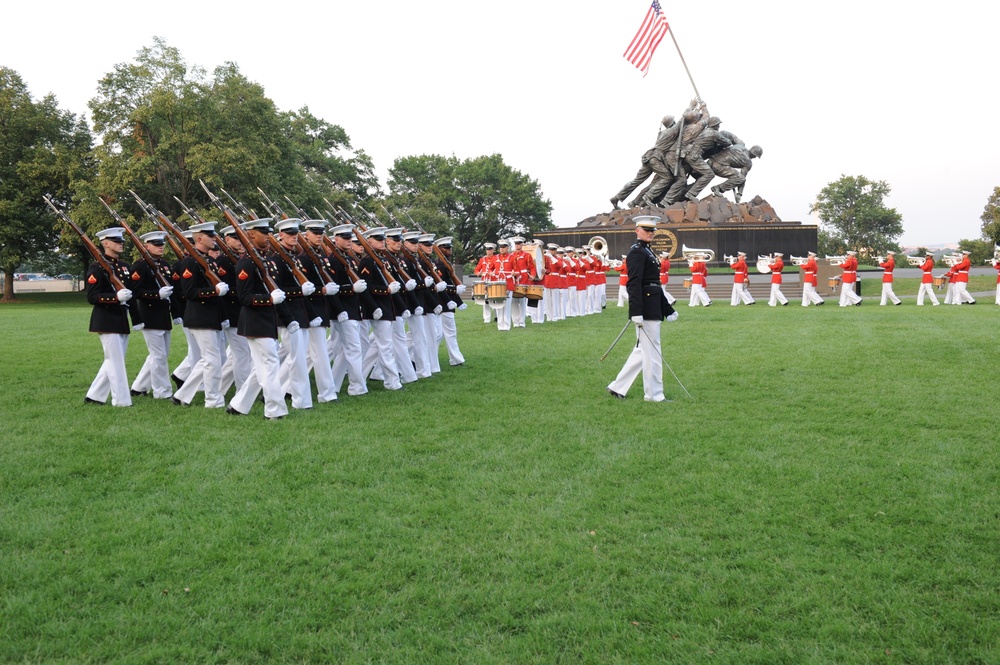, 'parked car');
56,274,74,280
